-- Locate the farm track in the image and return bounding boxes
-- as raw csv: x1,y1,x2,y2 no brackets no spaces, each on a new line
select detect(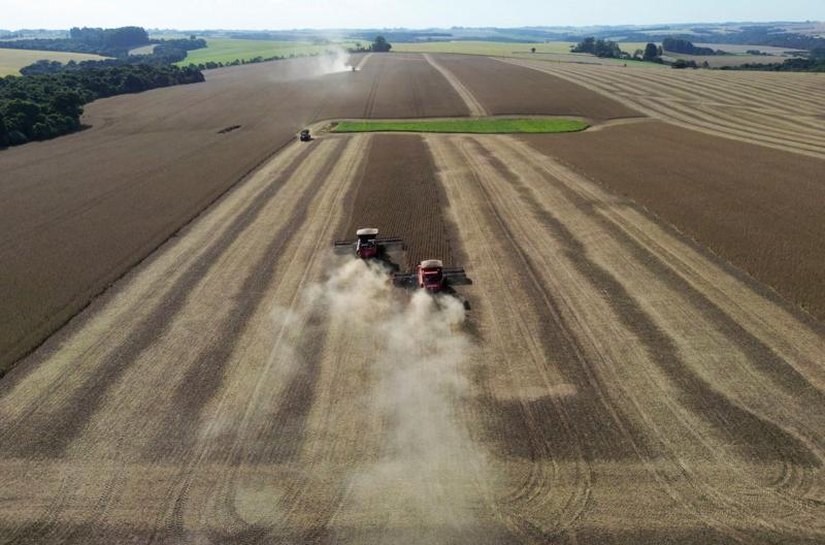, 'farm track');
505,58,825,159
